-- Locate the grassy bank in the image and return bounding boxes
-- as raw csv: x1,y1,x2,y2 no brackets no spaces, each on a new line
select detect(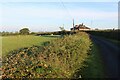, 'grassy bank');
80,43,105,78
2,35,57,56
2,32,92,78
